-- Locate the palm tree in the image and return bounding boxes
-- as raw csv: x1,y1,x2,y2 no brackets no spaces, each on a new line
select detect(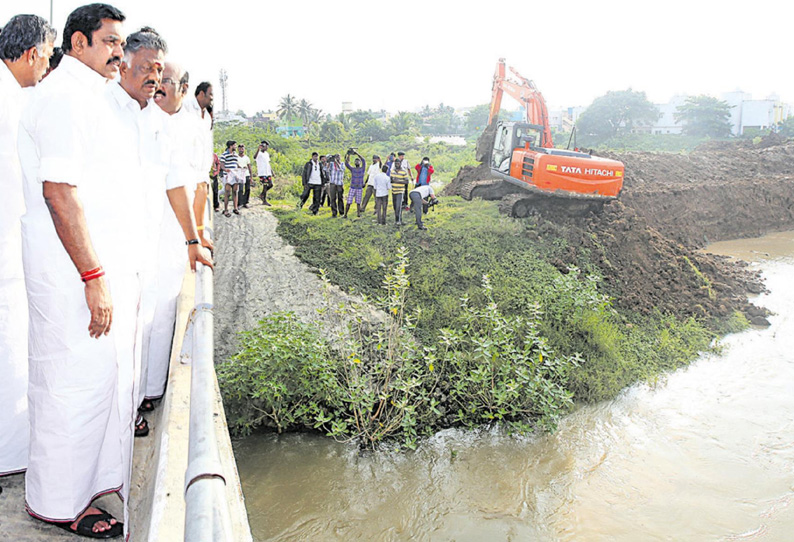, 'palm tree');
308,107,324,127
277,94,298,123
298,99,314,126
336,112,352,132
389,111,417,135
